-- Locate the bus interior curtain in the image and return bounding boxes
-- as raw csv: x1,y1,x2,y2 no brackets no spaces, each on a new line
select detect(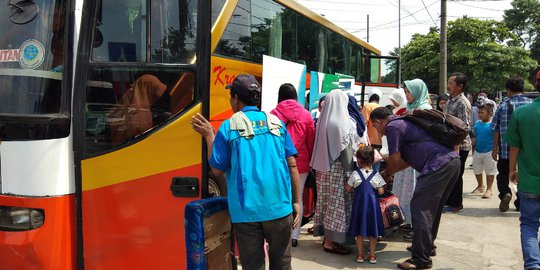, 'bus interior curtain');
269,12,282,58
317,29,327,73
